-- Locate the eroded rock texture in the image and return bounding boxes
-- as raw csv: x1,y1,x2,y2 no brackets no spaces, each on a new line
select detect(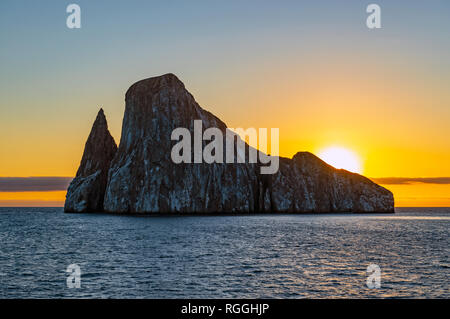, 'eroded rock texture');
64,109,117,212
268,152,394,213
103,74,260,213
66,74,394,213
